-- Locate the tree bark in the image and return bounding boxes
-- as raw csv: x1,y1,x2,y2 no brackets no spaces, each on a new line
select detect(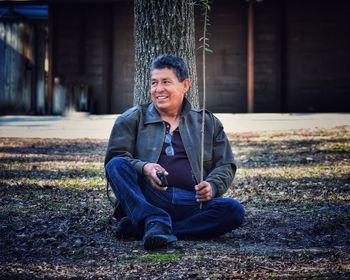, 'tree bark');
133,0,199,107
